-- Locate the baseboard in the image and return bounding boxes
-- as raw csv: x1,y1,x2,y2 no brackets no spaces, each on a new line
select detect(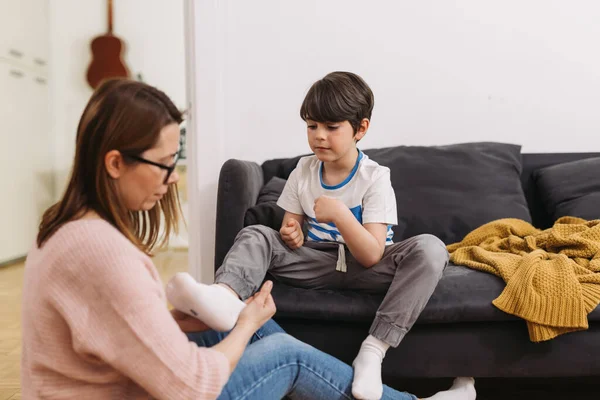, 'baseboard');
0,256,26,267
